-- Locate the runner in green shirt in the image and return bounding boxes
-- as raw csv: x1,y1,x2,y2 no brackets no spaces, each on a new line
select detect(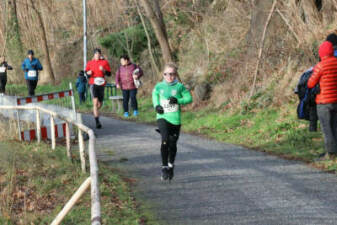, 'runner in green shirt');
152,63,192,181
